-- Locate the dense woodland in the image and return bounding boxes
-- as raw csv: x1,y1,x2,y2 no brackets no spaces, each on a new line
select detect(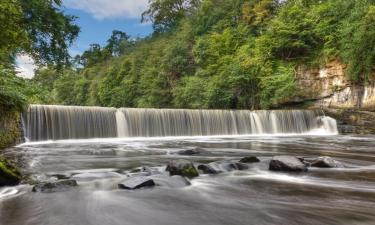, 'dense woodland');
1,0,375,113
